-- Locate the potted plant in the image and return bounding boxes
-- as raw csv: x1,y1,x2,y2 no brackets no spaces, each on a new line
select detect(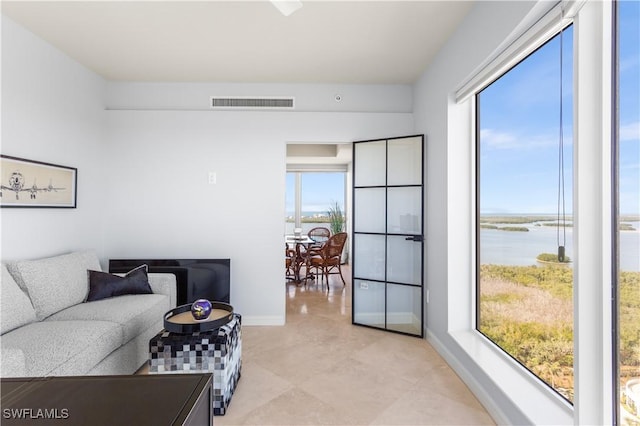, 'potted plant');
327,201,345,234
327,201,348,263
